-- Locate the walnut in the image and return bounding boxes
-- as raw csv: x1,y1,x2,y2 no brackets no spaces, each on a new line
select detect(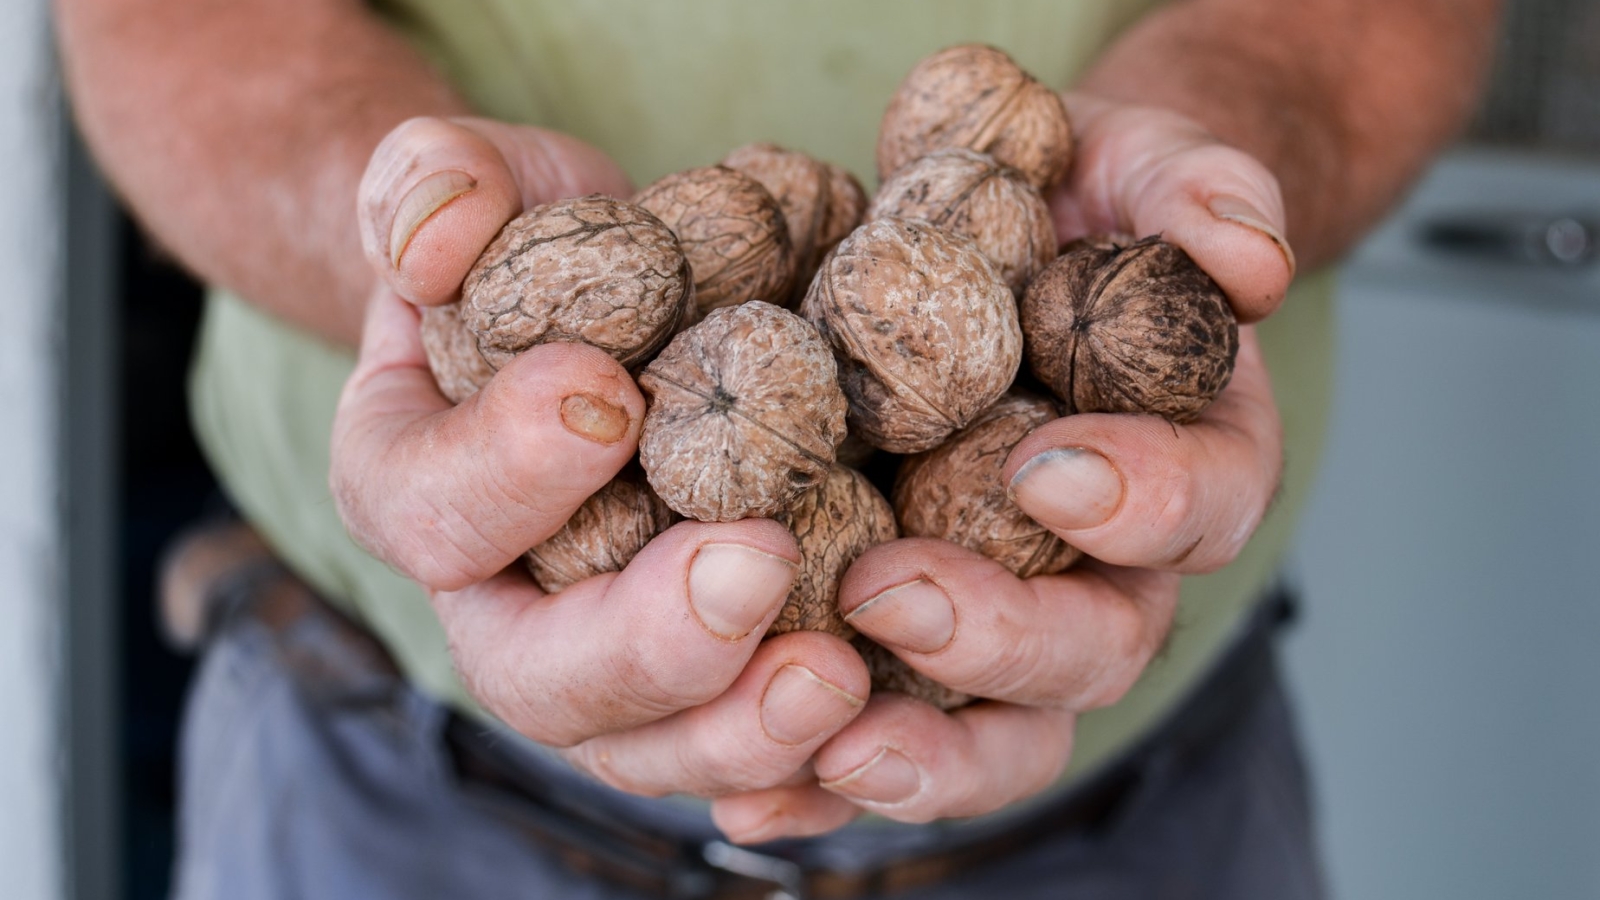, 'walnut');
461,195,690,371
523,476,678,592
868,148,1055,296
721,143,867,303
420,302,495,404
770,465,898,639
638,301,848,521
854,638,971,711
1021,236,1238,423
894,393,1080,578
801,217,1022,454
635,166,797,323
877,44,1074,191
